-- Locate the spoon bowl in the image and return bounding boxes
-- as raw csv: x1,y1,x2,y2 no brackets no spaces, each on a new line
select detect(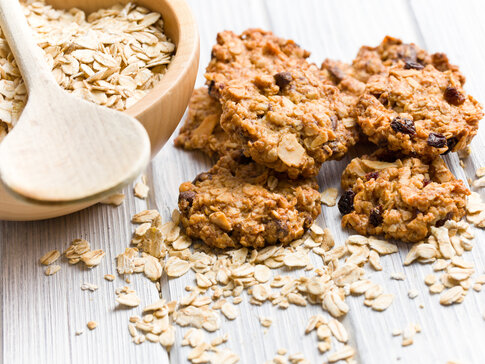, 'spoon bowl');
0,87,151,204
0,0,151,205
